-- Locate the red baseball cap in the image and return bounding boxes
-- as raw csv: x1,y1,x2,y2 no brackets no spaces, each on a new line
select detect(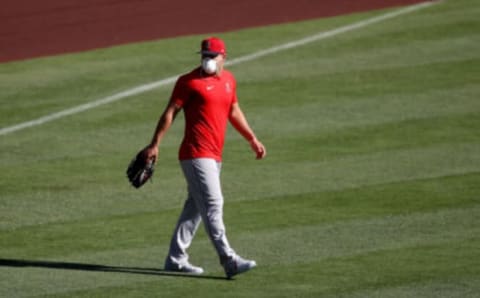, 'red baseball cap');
199,37,226,56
